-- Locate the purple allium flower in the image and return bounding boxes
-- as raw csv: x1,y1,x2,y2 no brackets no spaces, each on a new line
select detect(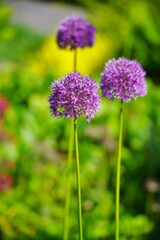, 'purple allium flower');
49,72,100,121
100,57,147,102
57,16,96,50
